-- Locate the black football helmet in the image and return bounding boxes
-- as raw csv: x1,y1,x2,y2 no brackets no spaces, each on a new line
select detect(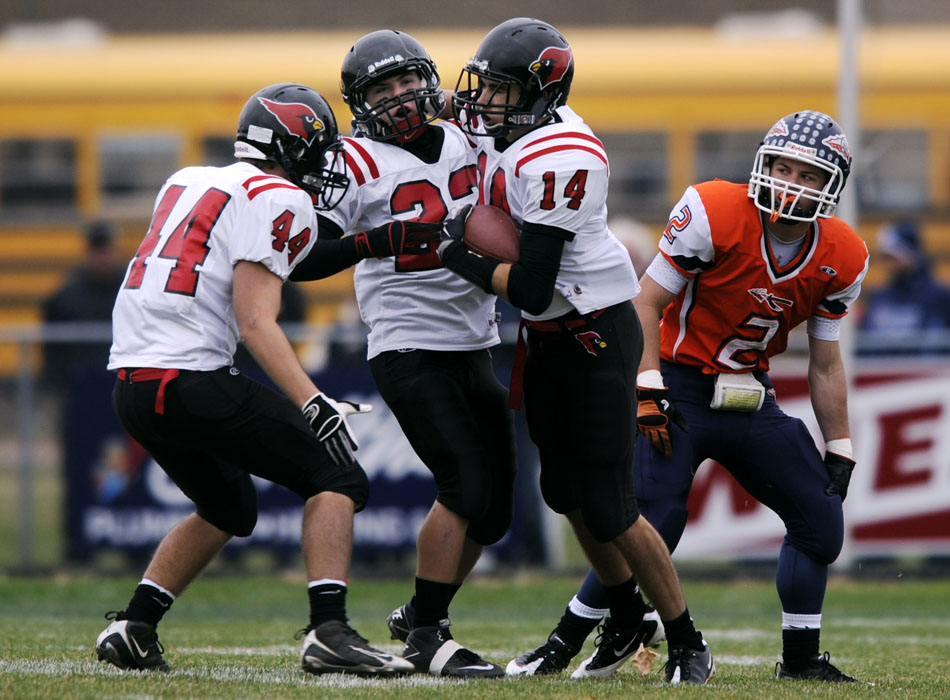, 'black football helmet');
749,110,852,222
340,30,445,142
454,17,574,137
234,83,348,210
